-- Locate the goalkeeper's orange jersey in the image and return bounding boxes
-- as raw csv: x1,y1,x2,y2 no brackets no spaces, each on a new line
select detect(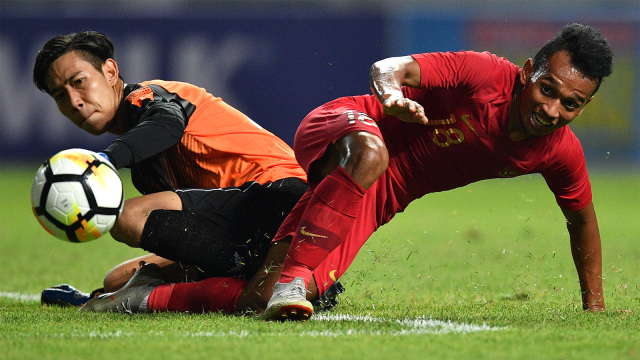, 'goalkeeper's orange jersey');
105,80,306,194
